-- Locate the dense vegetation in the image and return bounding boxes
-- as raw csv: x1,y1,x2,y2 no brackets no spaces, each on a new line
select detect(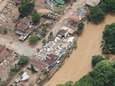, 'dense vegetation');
88,0,115,24
99,0,115,13
57,59,115,86
92,55,106,67
102,23,115,54
88,6,105,24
